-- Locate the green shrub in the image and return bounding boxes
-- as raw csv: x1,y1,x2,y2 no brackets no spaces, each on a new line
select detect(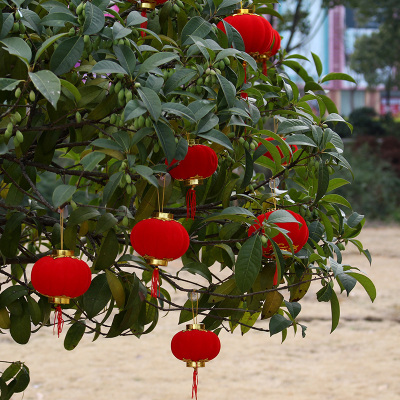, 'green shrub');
335,144,400,221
